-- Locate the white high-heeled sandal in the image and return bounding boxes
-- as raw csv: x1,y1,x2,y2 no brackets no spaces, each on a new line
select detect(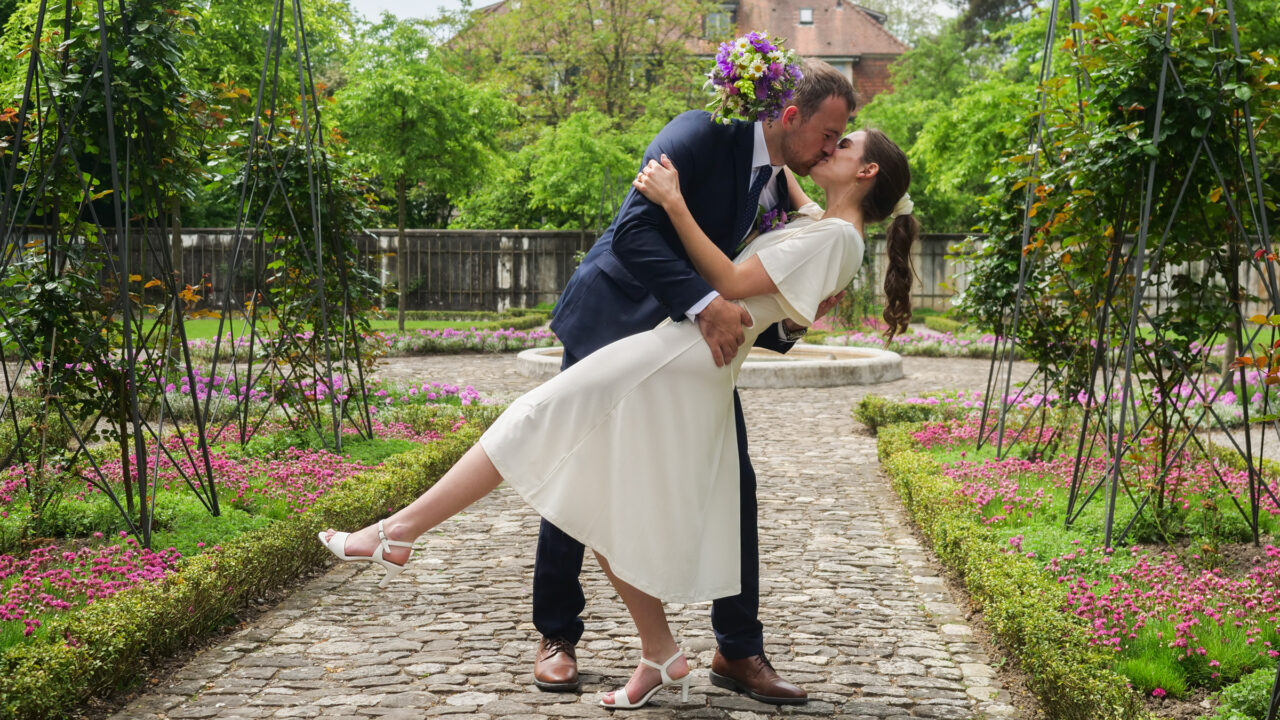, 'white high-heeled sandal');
599,650,691,710
318,520,414,588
